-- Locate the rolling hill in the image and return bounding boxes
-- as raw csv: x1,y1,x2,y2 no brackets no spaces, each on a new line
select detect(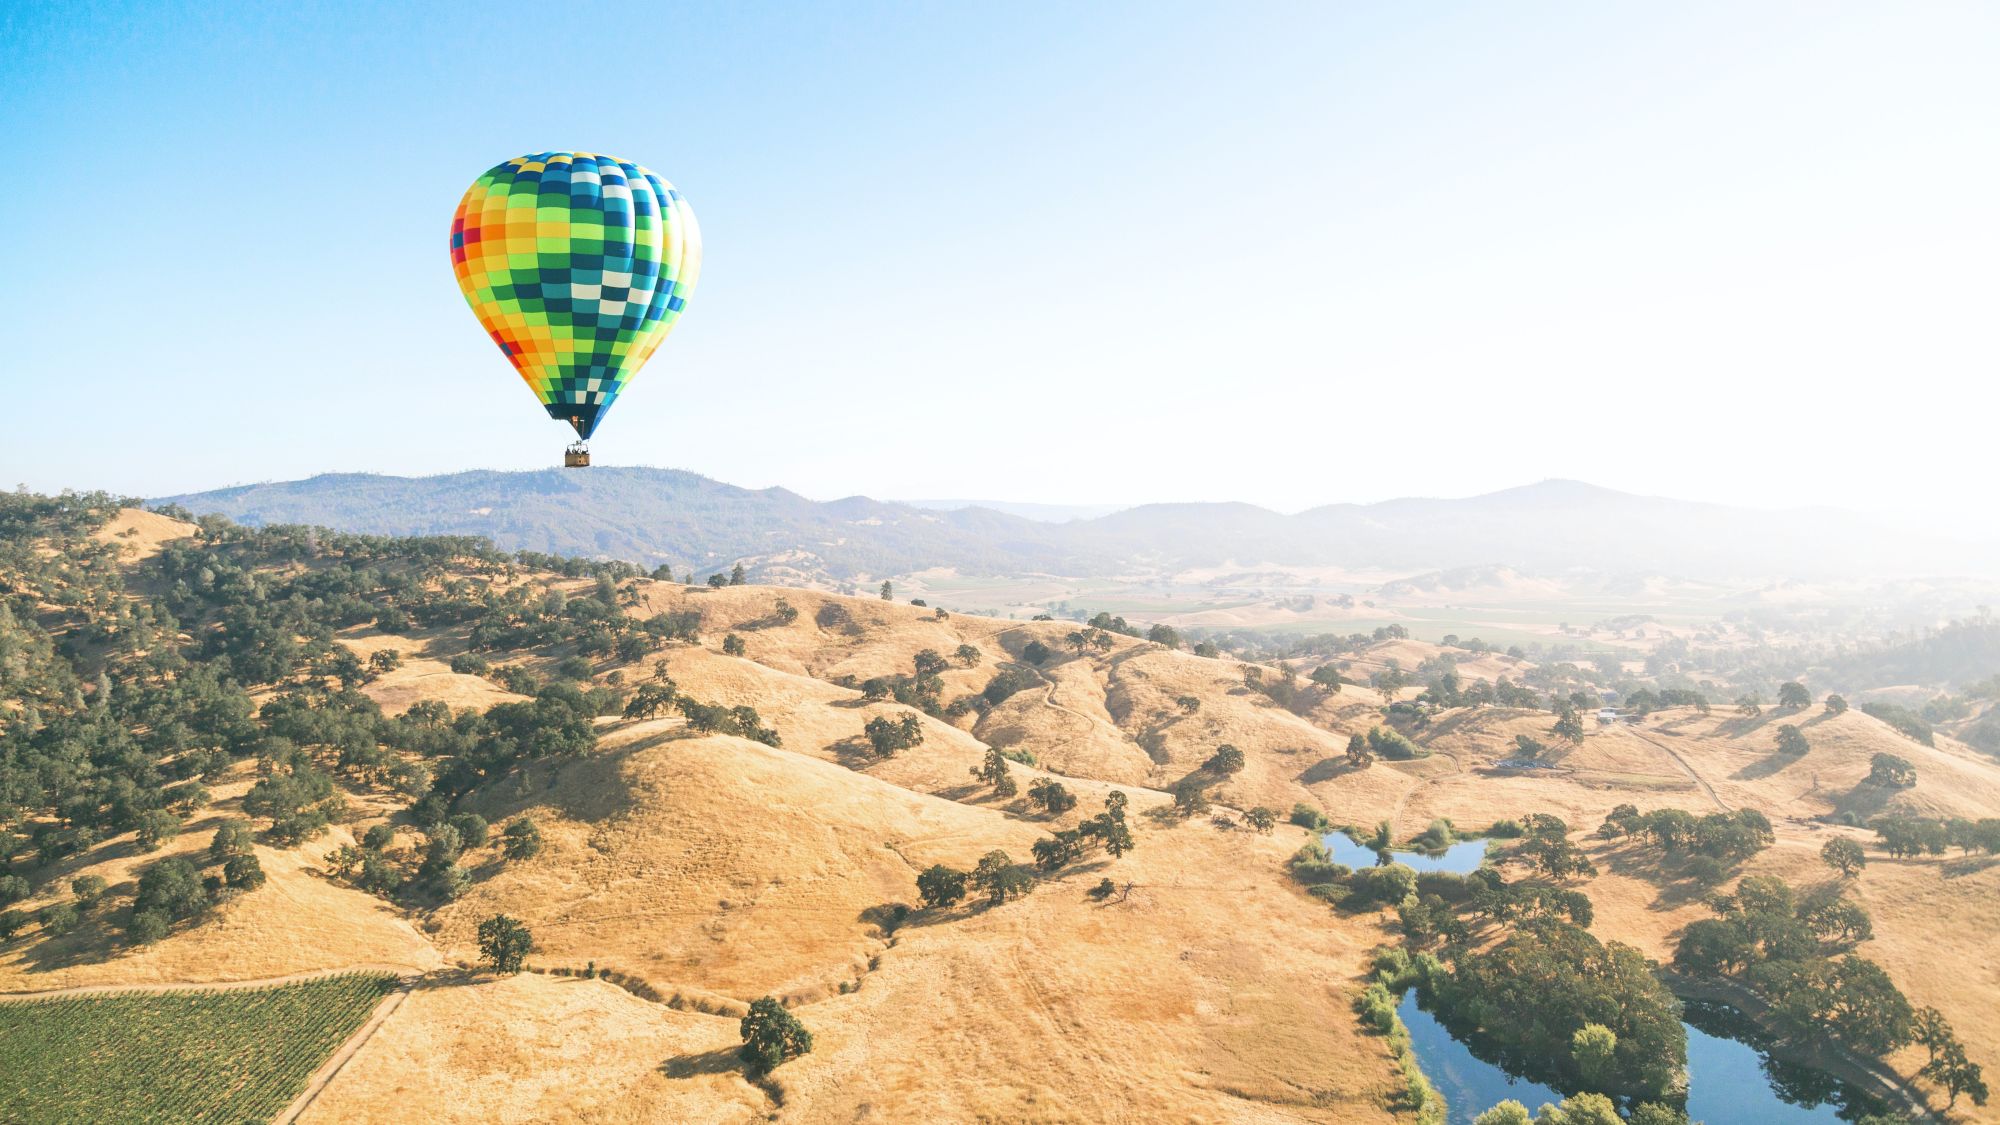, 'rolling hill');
4,503,1997,1120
